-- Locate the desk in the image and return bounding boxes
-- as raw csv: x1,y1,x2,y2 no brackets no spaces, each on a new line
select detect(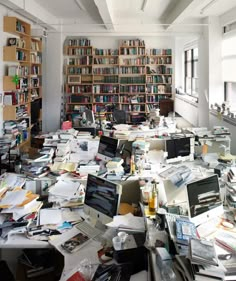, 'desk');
103,119,177,141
